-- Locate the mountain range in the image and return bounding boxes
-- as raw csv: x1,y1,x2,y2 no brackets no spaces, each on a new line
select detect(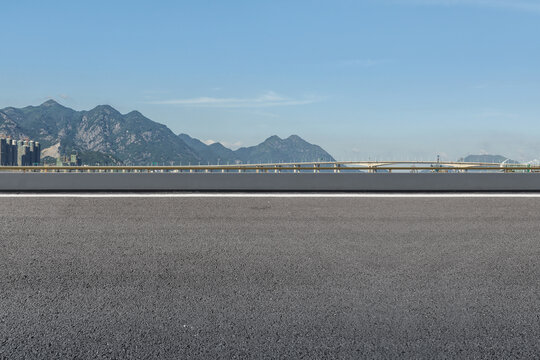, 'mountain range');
459,154,519,164
0,100,335,165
